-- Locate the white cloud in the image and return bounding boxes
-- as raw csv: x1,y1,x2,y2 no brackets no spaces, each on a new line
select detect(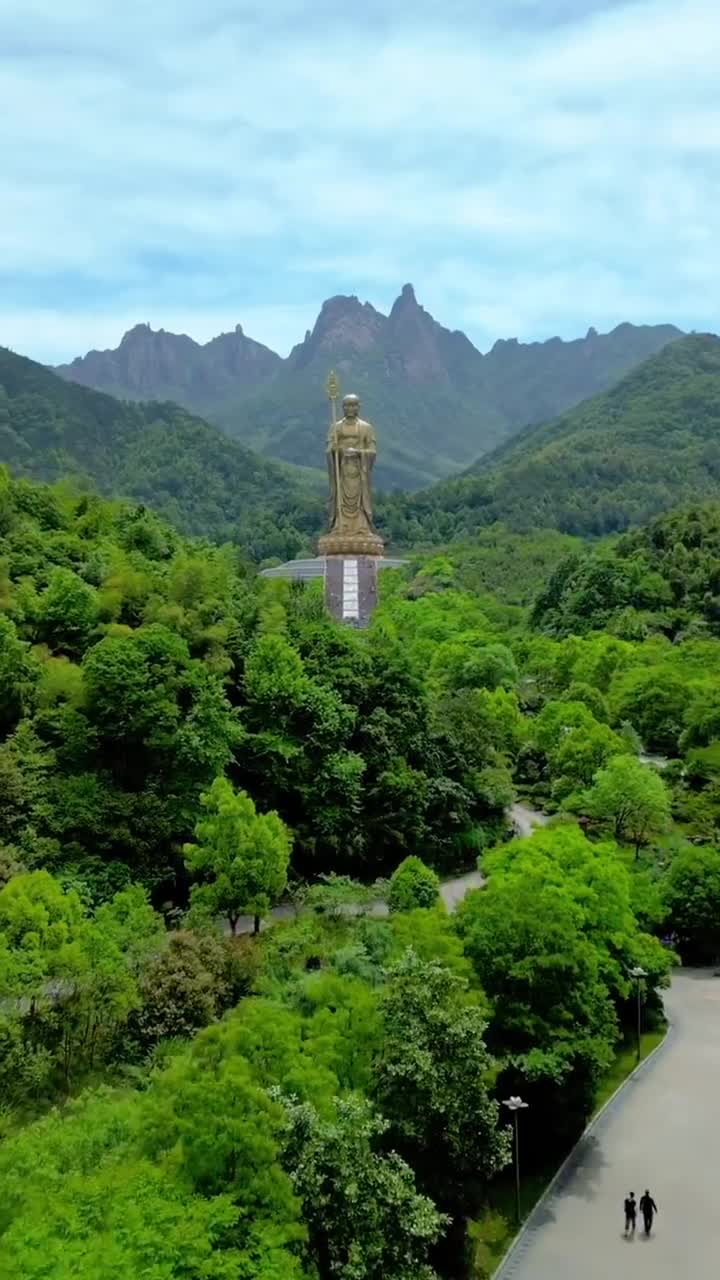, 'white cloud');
1,0,718,361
